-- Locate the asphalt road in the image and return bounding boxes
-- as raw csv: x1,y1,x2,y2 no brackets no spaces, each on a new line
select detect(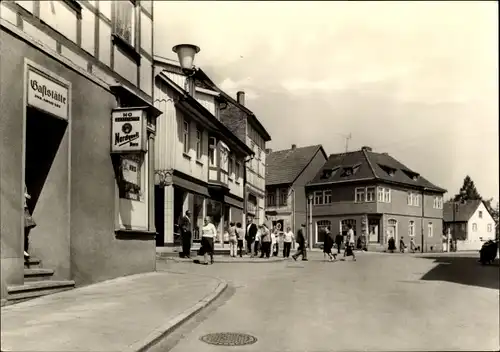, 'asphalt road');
155,251,499,352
